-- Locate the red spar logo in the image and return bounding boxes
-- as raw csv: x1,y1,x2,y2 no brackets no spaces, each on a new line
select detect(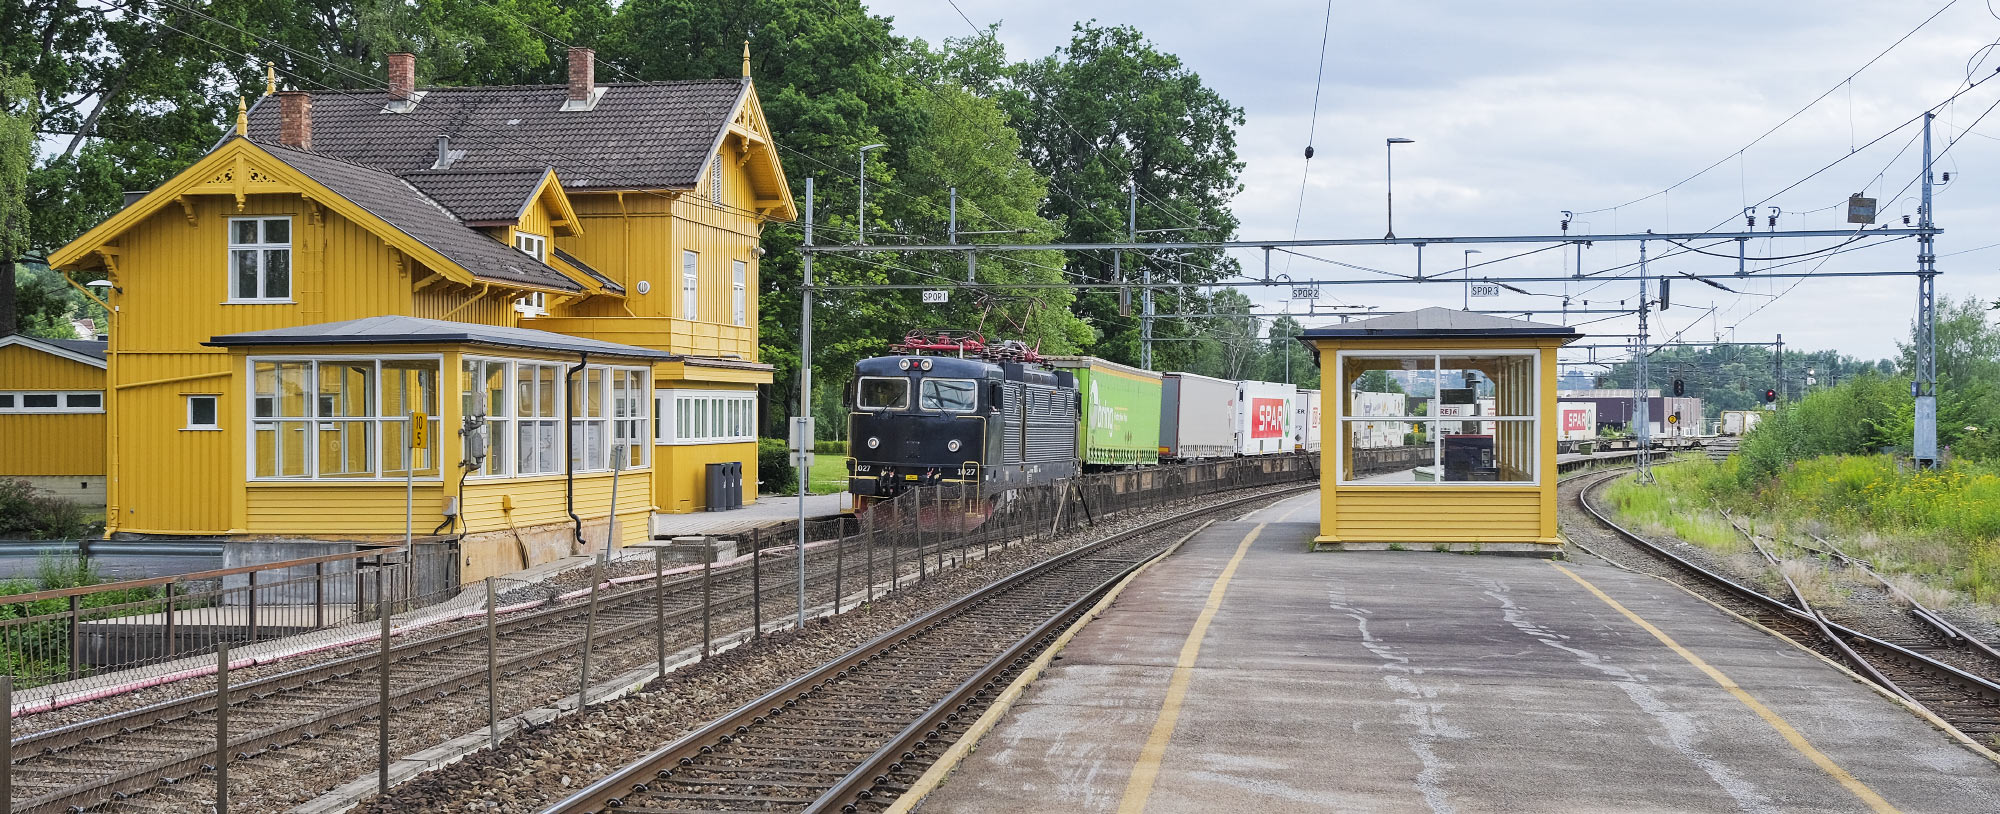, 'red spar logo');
1563,410,1588,432
1252,398,1285,439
